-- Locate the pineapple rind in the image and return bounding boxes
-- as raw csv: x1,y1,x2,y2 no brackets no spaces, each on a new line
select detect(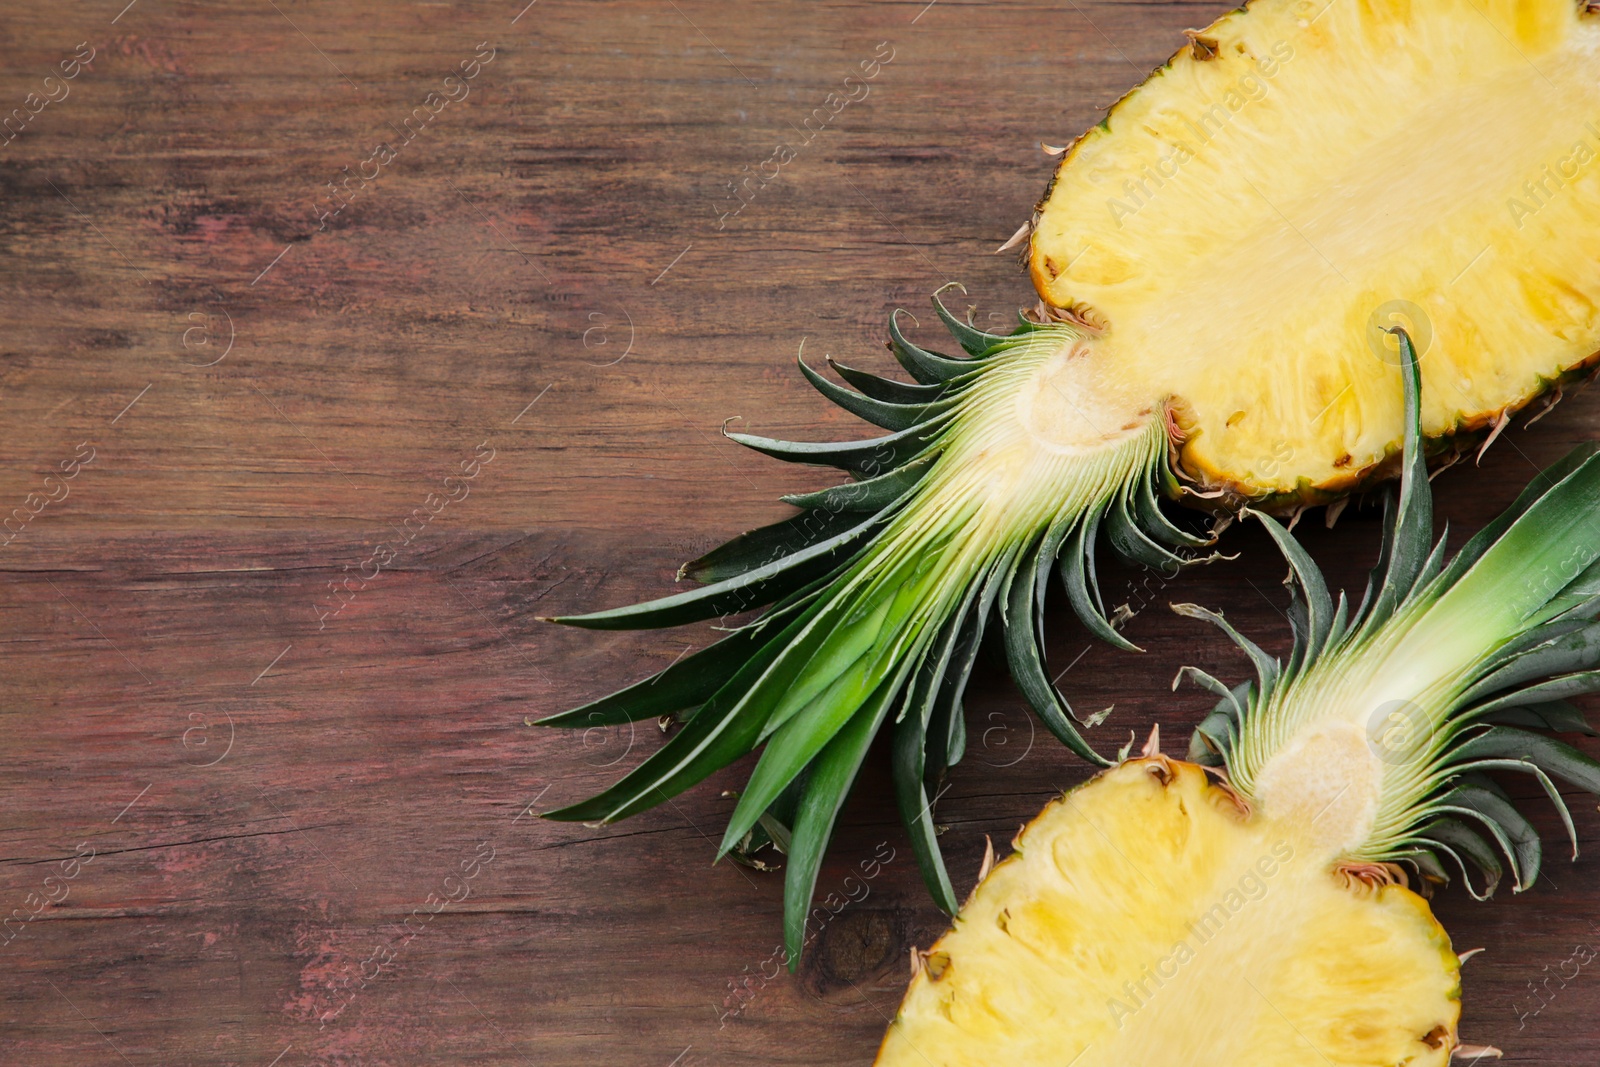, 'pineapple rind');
1181,354,1600,516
